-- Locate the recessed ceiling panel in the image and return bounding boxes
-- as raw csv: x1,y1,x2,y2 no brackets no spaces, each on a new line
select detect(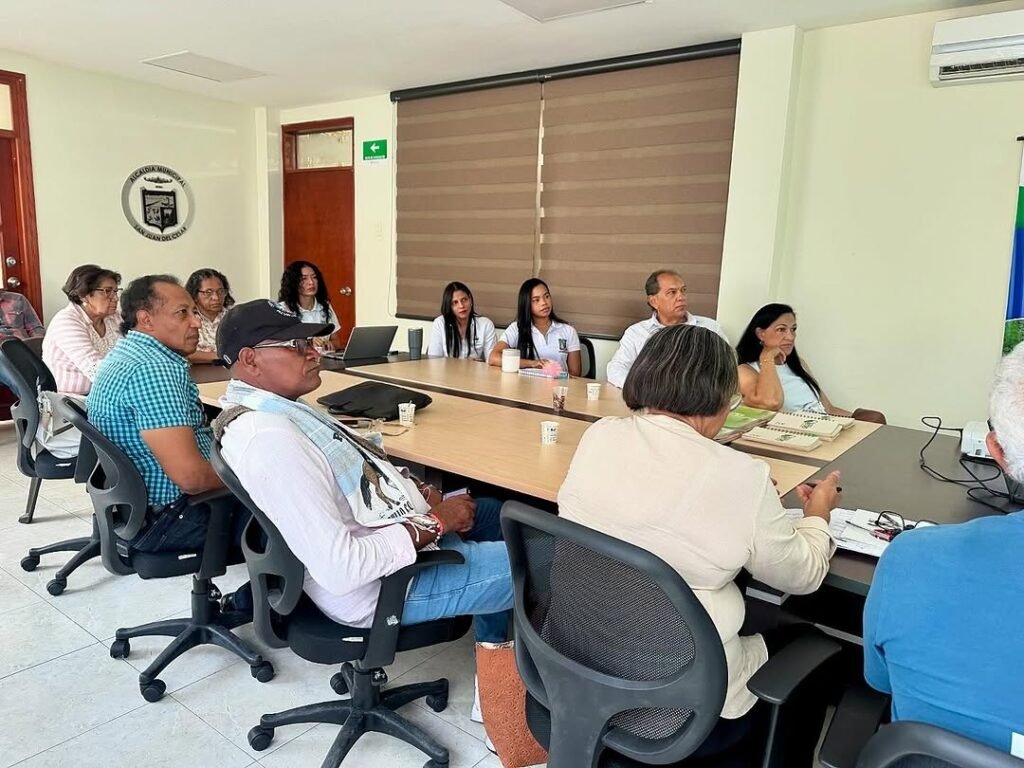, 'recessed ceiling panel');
140,51,266,82
498,0,653,22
